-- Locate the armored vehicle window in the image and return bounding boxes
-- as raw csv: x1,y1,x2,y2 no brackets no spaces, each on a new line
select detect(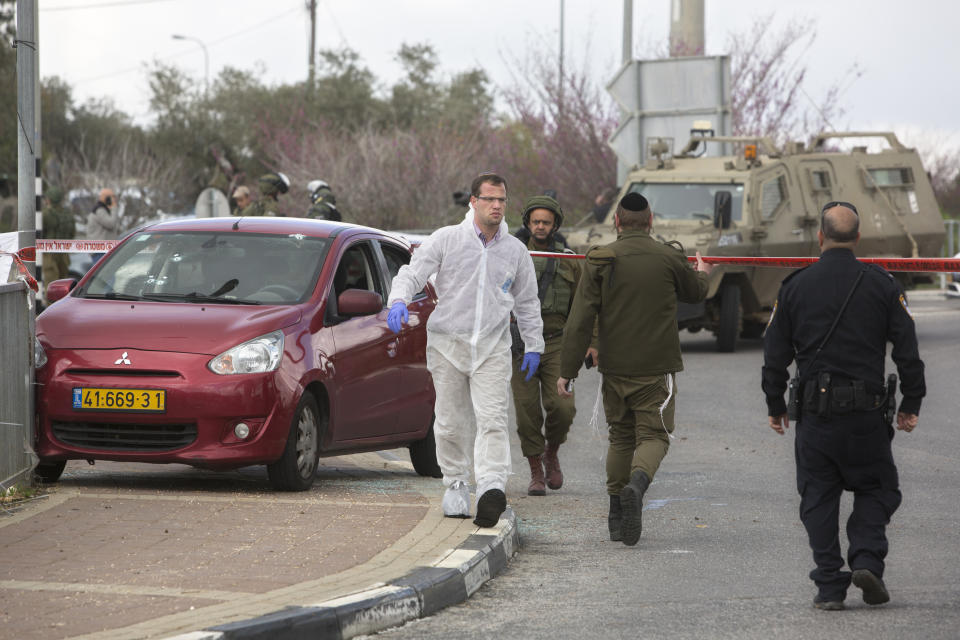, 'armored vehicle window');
810,170,831,191
761,176,787,219
627,182,744,222
867,168,913,187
